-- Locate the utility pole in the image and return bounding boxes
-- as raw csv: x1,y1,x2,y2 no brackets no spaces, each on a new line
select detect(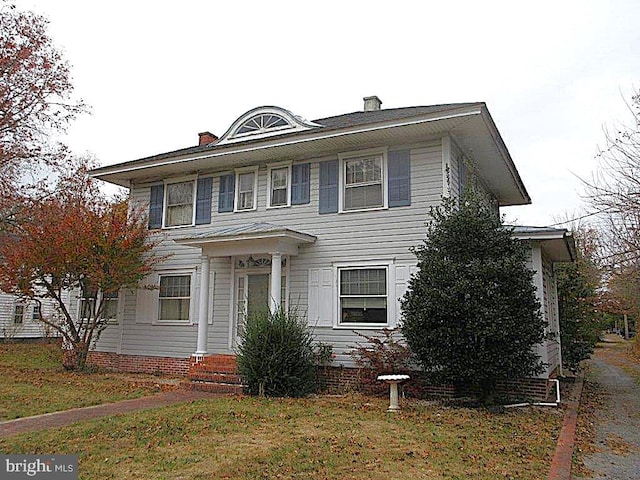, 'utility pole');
623,313,629,340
